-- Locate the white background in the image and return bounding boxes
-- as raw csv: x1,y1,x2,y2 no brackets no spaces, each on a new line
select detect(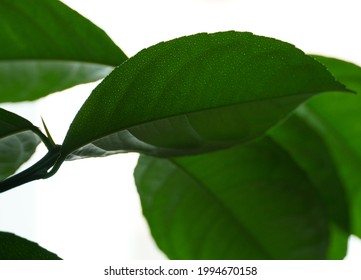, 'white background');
1,0,361,260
